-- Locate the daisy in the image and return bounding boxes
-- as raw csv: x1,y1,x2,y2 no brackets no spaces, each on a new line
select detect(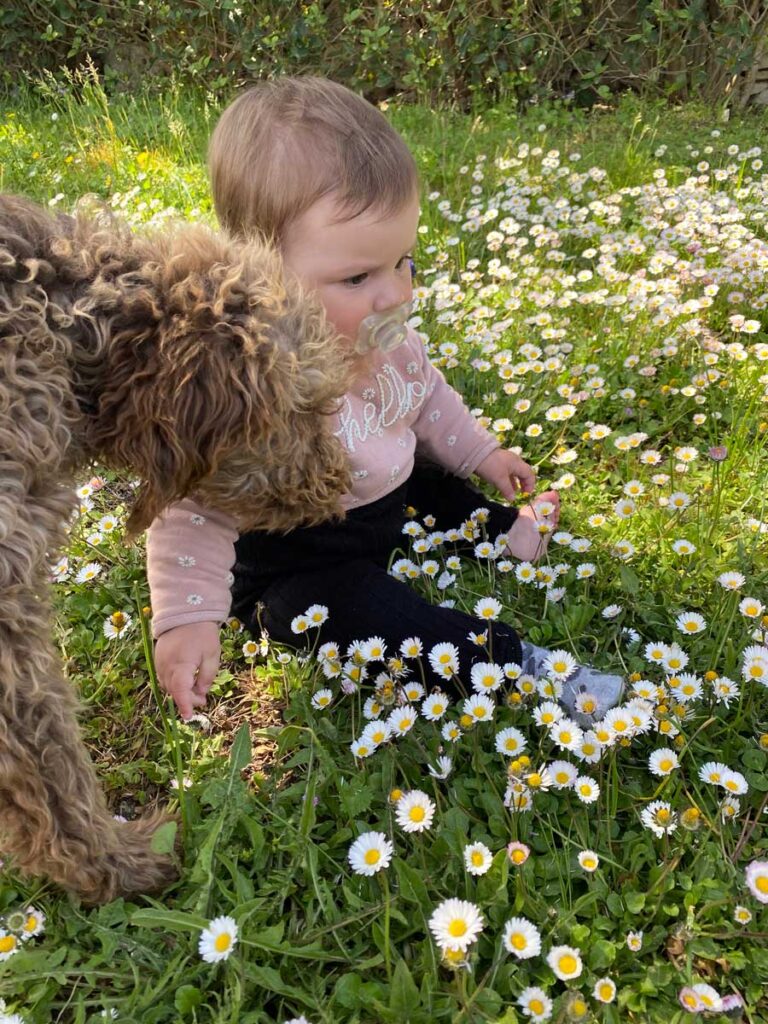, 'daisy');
679,984,722,1013
502,916,541,959
428,642,460,678
745,860,768,903
470,662,505,693
549,760,578,788
699,760,728,785
362,636,387,661
542,649,577,680
75,561,102,583
441,721,462,743
349,738,375,759
648,748,679,776
739,596,765,618
574,776,600,804
305,604,329,626
495,726,527,756
428,755,453,779
422,692,450,721
462,694,495,723
713,676,740,704
103,611,132,639
348,831,394,876
361,720,391,747
395,790,435,833
403,681,425,702
546,944,583,981
575,562,596,579
593,977,617,1003
662,643,689,674
718,570,746,591
676,611,706,635
474,597,502,620
428,899,484,952
517,987,553,1023
515,561,537,583
549,718,583,751
400,637,424,658
0,930,19,961
672,539,696,555
464,842,493,876
668,491,691,511
198,916,238,963
533,701,563,727
578,850,600,872
19,907,46,939
311,689,333,710
388,707,417,737
640,800,677,837
734,905,752,925
742,644,768,685
720,769,748,795
507,841,530,865
626,930,643,951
